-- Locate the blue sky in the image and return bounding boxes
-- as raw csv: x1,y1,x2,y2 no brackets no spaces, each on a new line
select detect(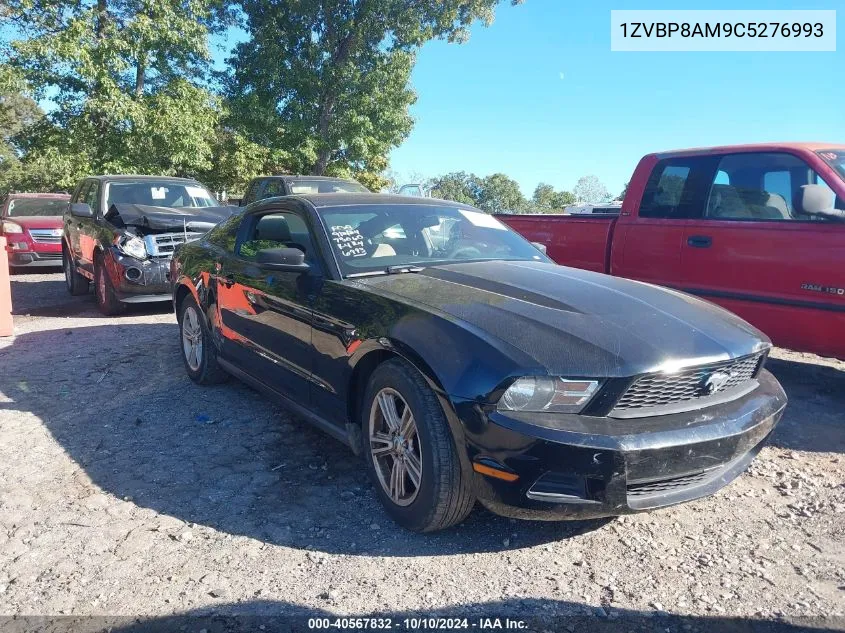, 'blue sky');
378,0,844,196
